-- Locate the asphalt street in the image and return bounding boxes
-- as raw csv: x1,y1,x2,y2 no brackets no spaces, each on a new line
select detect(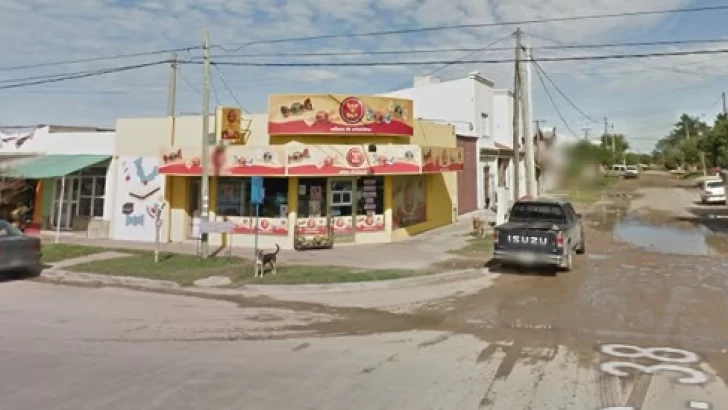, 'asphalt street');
2,177,728,410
